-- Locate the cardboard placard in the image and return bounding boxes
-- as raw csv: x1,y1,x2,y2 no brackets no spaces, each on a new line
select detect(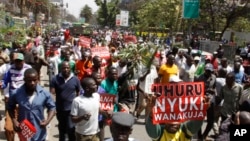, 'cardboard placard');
91,47,110,59
151,82,207,124
123,35,137,43
18,119,37,141
79,36,91,48
100,94,116,111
